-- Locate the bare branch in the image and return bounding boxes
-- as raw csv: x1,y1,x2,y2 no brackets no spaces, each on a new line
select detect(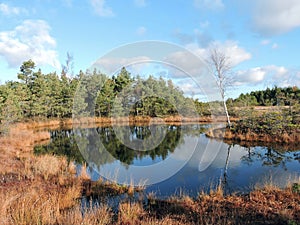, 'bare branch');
207,47,233,127
62,52,74,77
